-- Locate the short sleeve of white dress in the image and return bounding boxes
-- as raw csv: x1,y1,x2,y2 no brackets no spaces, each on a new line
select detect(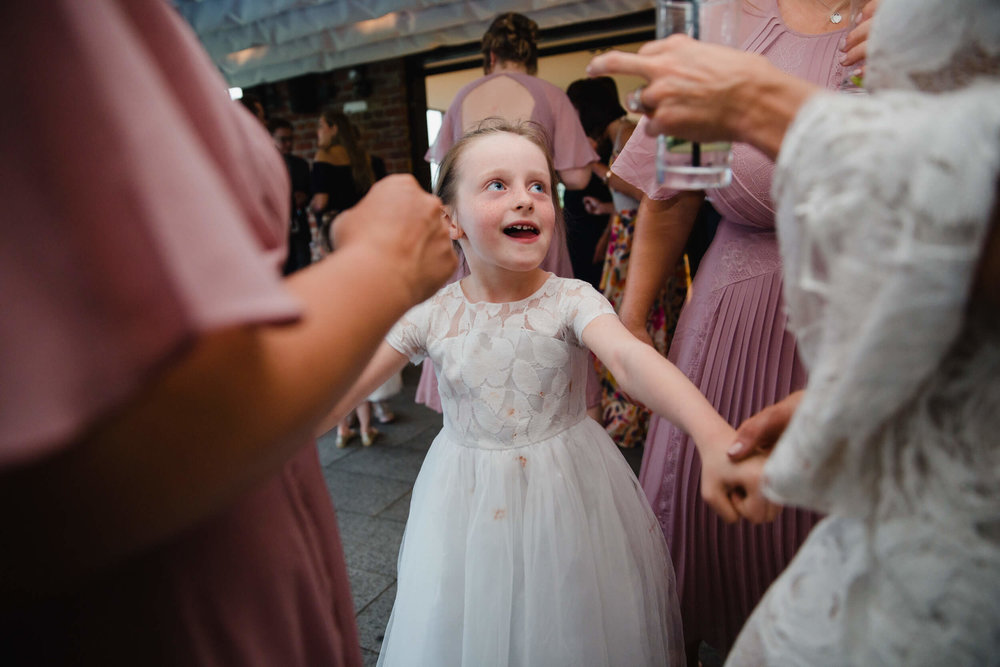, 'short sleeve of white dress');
386,297,433,364
560,279,617,346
